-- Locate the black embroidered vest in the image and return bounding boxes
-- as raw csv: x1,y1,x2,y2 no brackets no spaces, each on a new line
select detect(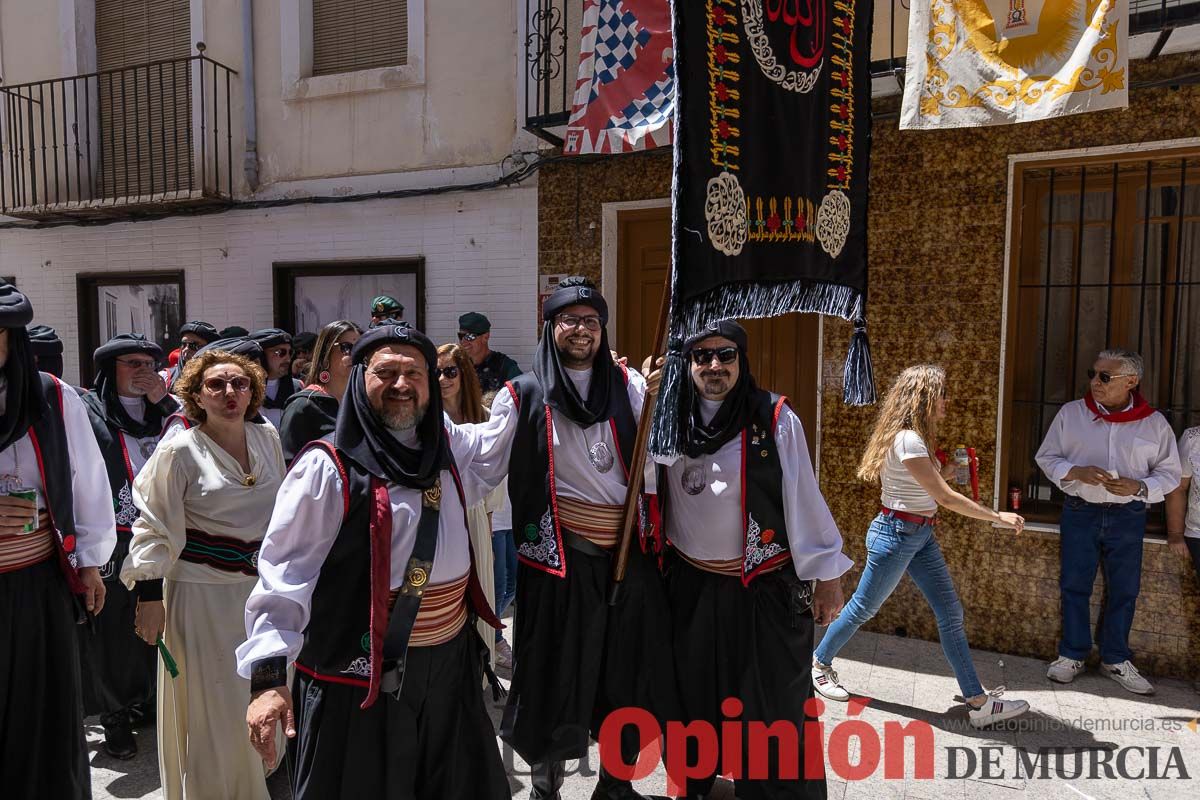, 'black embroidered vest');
662,391,793,586
294,437,500,697
503,367,645,578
